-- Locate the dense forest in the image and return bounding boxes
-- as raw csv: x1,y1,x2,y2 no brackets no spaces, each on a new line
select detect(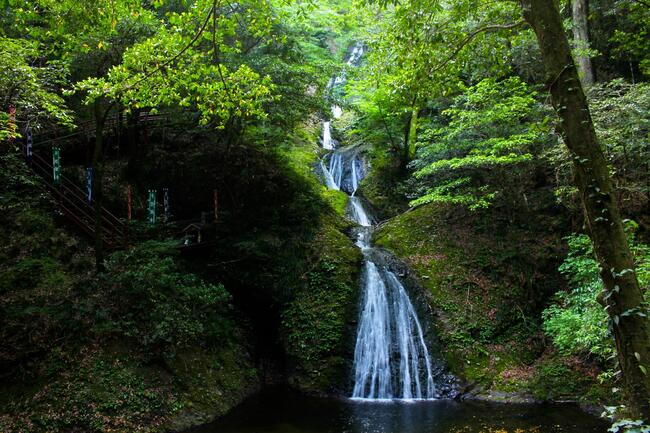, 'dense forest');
1,0,649,432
